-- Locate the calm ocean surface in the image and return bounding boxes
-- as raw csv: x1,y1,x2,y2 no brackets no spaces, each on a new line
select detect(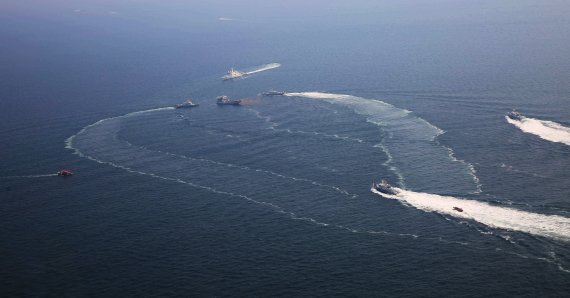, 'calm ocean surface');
1,1,570,296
